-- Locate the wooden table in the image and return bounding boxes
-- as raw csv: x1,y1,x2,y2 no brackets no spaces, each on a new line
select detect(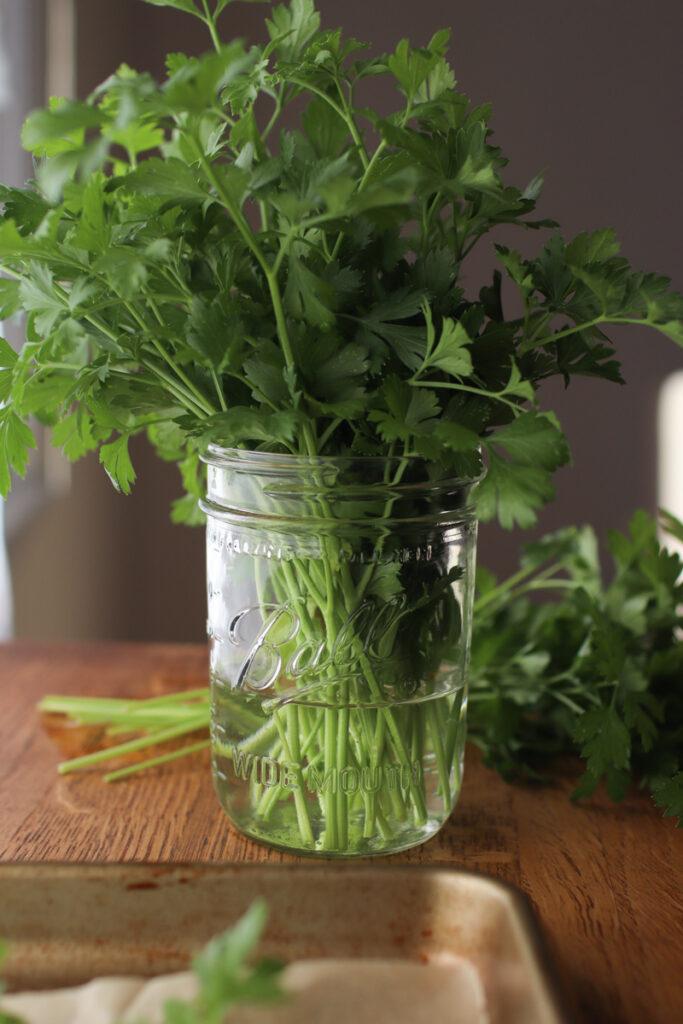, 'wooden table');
1,641,681,1023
